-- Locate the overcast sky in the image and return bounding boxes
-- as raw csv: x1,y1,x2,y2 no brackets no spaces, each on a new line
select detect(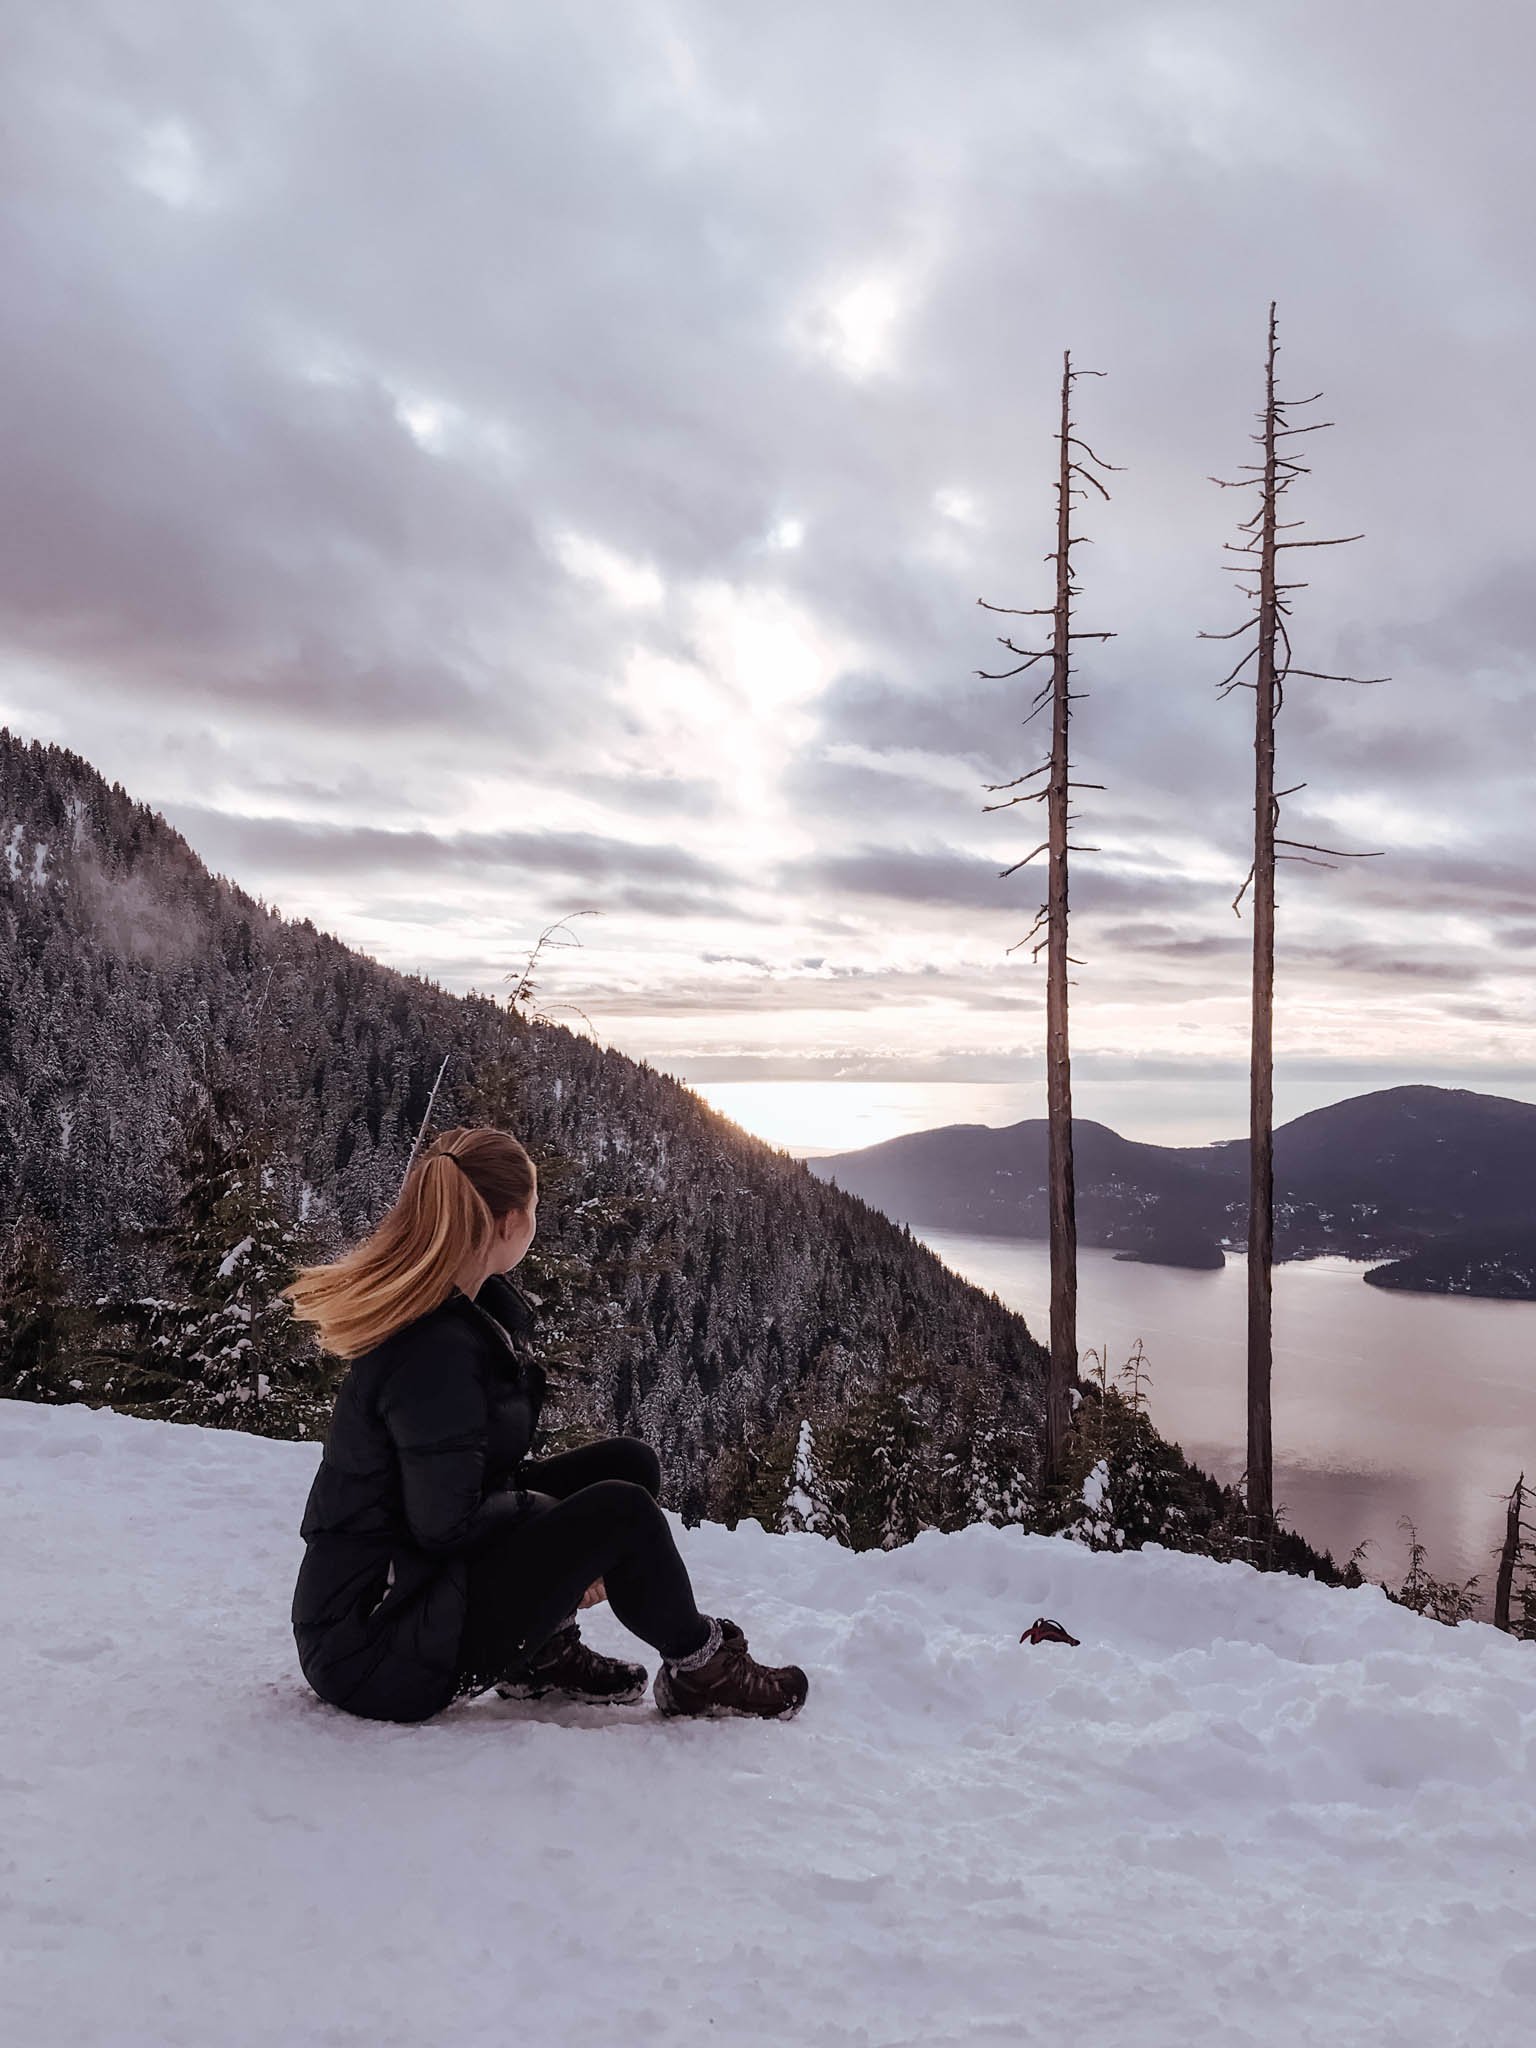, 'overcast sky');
3,1,1533,1143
